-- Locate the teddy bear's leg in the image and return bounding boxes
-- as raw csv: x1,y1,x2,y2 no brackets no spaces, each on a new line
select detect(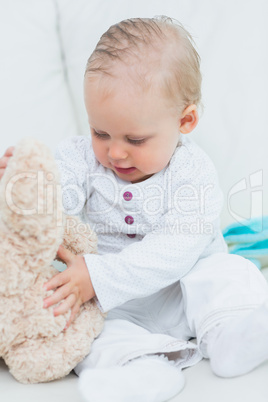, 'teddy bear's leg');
5,301,104,384
5,337,75,384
